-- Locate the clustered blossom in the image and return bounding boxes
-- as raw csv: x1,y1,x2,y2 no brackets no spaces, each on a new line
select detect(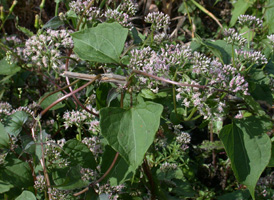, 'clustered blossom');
144,11,170,31
96,182,125,200
5,35,22,45
45,139,70,168
34,175,46,191
80,167,99,182
160,162,178,172
0,102,12,117
267,34,274,46
119,0,138,16
223,28,247,47
82,136,103,158
104,9,132,28
129,44,191,91
63,105,98,130
69,0,101,21
191,52,211,74
235,49,267,65
238,14,263,28
256,172,274,198
17,29,74,72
